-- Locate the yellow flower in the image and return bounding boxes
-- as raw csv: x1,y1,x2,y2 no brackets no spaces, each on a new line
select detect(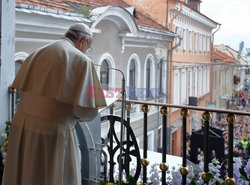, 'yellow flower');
2,139,8,152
